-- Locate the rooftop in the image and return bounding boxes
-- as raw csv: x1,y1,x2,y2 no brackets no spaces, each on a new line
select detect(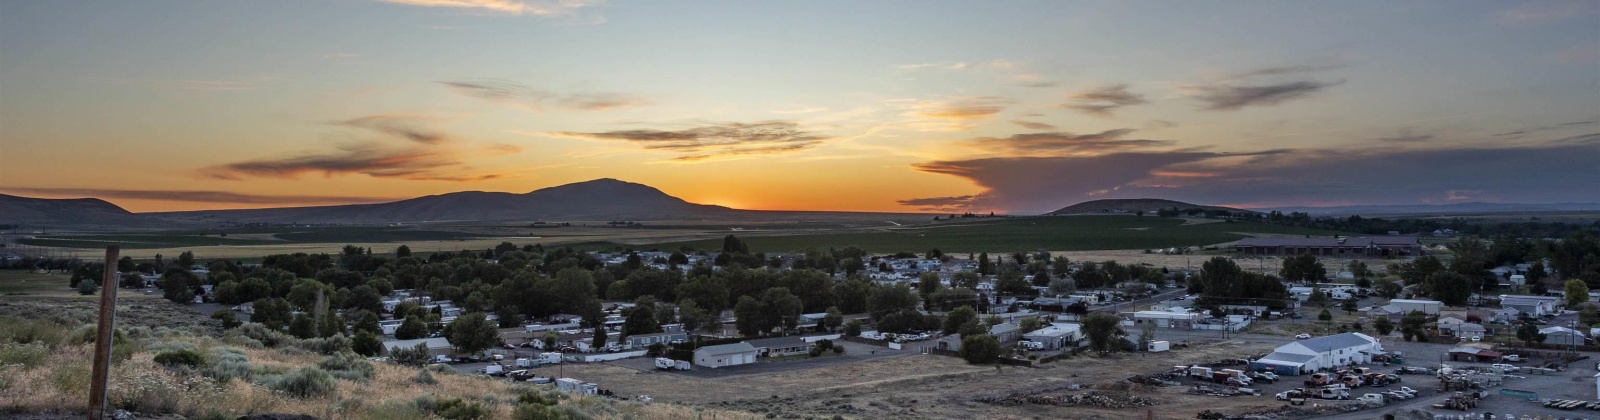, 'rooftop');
695,342,757,356
1290,332,1377,353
